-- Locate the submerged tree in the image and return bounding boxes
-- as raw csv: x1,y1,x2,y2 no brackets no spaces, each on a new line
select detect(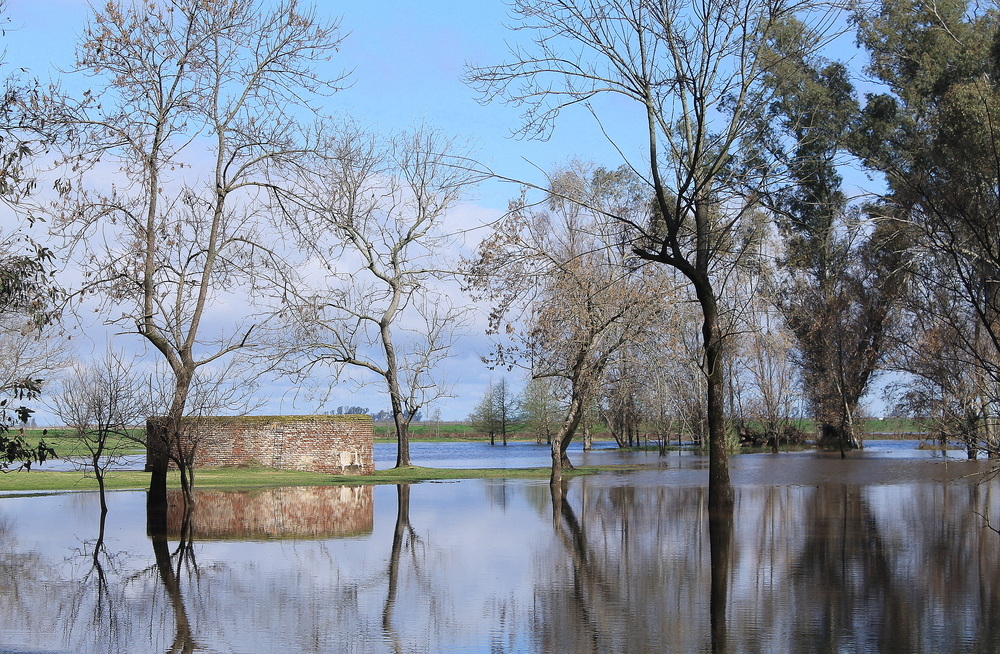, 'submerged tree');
758,21,909,454
854,0,1000,450
51,350,150,514
278,125,477,468
468,0,840,510
466,164,665,482
50,0,345,506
